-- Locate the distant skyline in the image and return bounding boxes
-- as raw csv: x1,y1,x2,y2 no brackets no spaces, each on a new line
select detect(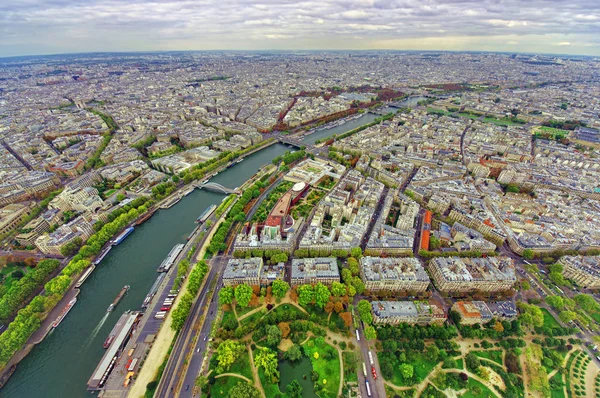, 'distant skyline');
1,0,599,57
